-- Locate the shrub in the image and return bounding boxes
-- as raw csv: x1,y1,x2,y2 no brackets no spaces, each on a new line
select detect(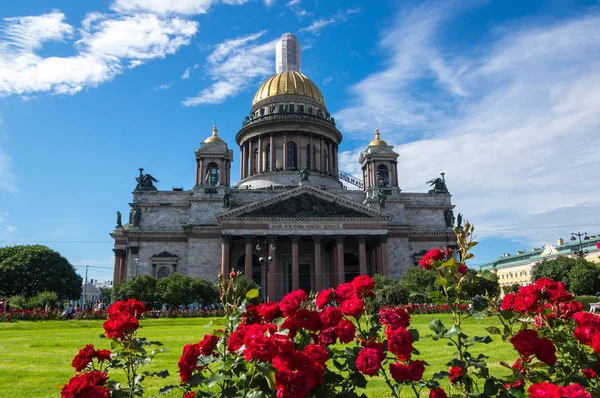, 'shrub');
574,295,599,310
